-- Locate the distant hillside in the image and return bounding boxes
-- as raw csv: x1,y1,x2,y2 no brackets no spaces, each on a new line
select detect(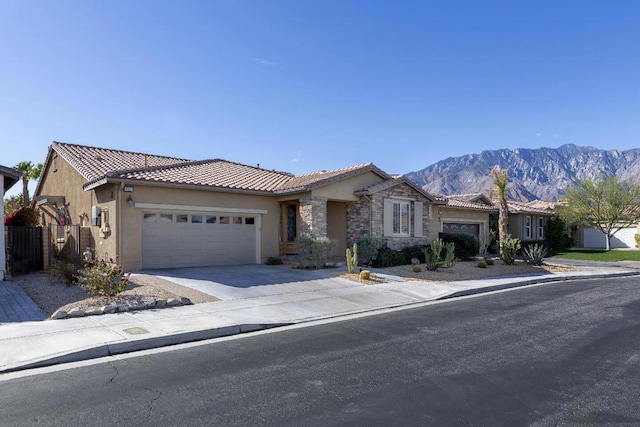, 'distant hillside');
405,144,640,202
